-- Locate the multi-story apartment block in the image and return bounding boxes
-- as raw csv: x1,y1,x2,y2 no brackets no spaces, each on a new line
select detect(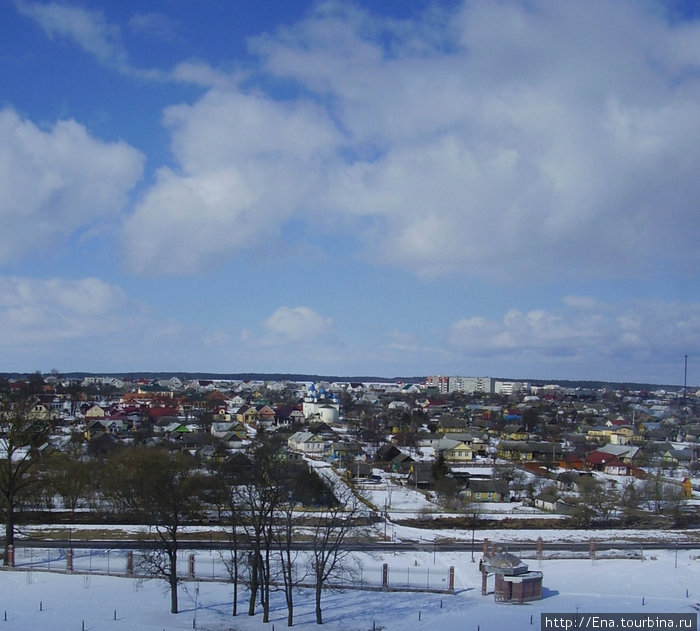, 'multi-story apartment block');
425,375,449,394
495,381,525,396
448,376,494,394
